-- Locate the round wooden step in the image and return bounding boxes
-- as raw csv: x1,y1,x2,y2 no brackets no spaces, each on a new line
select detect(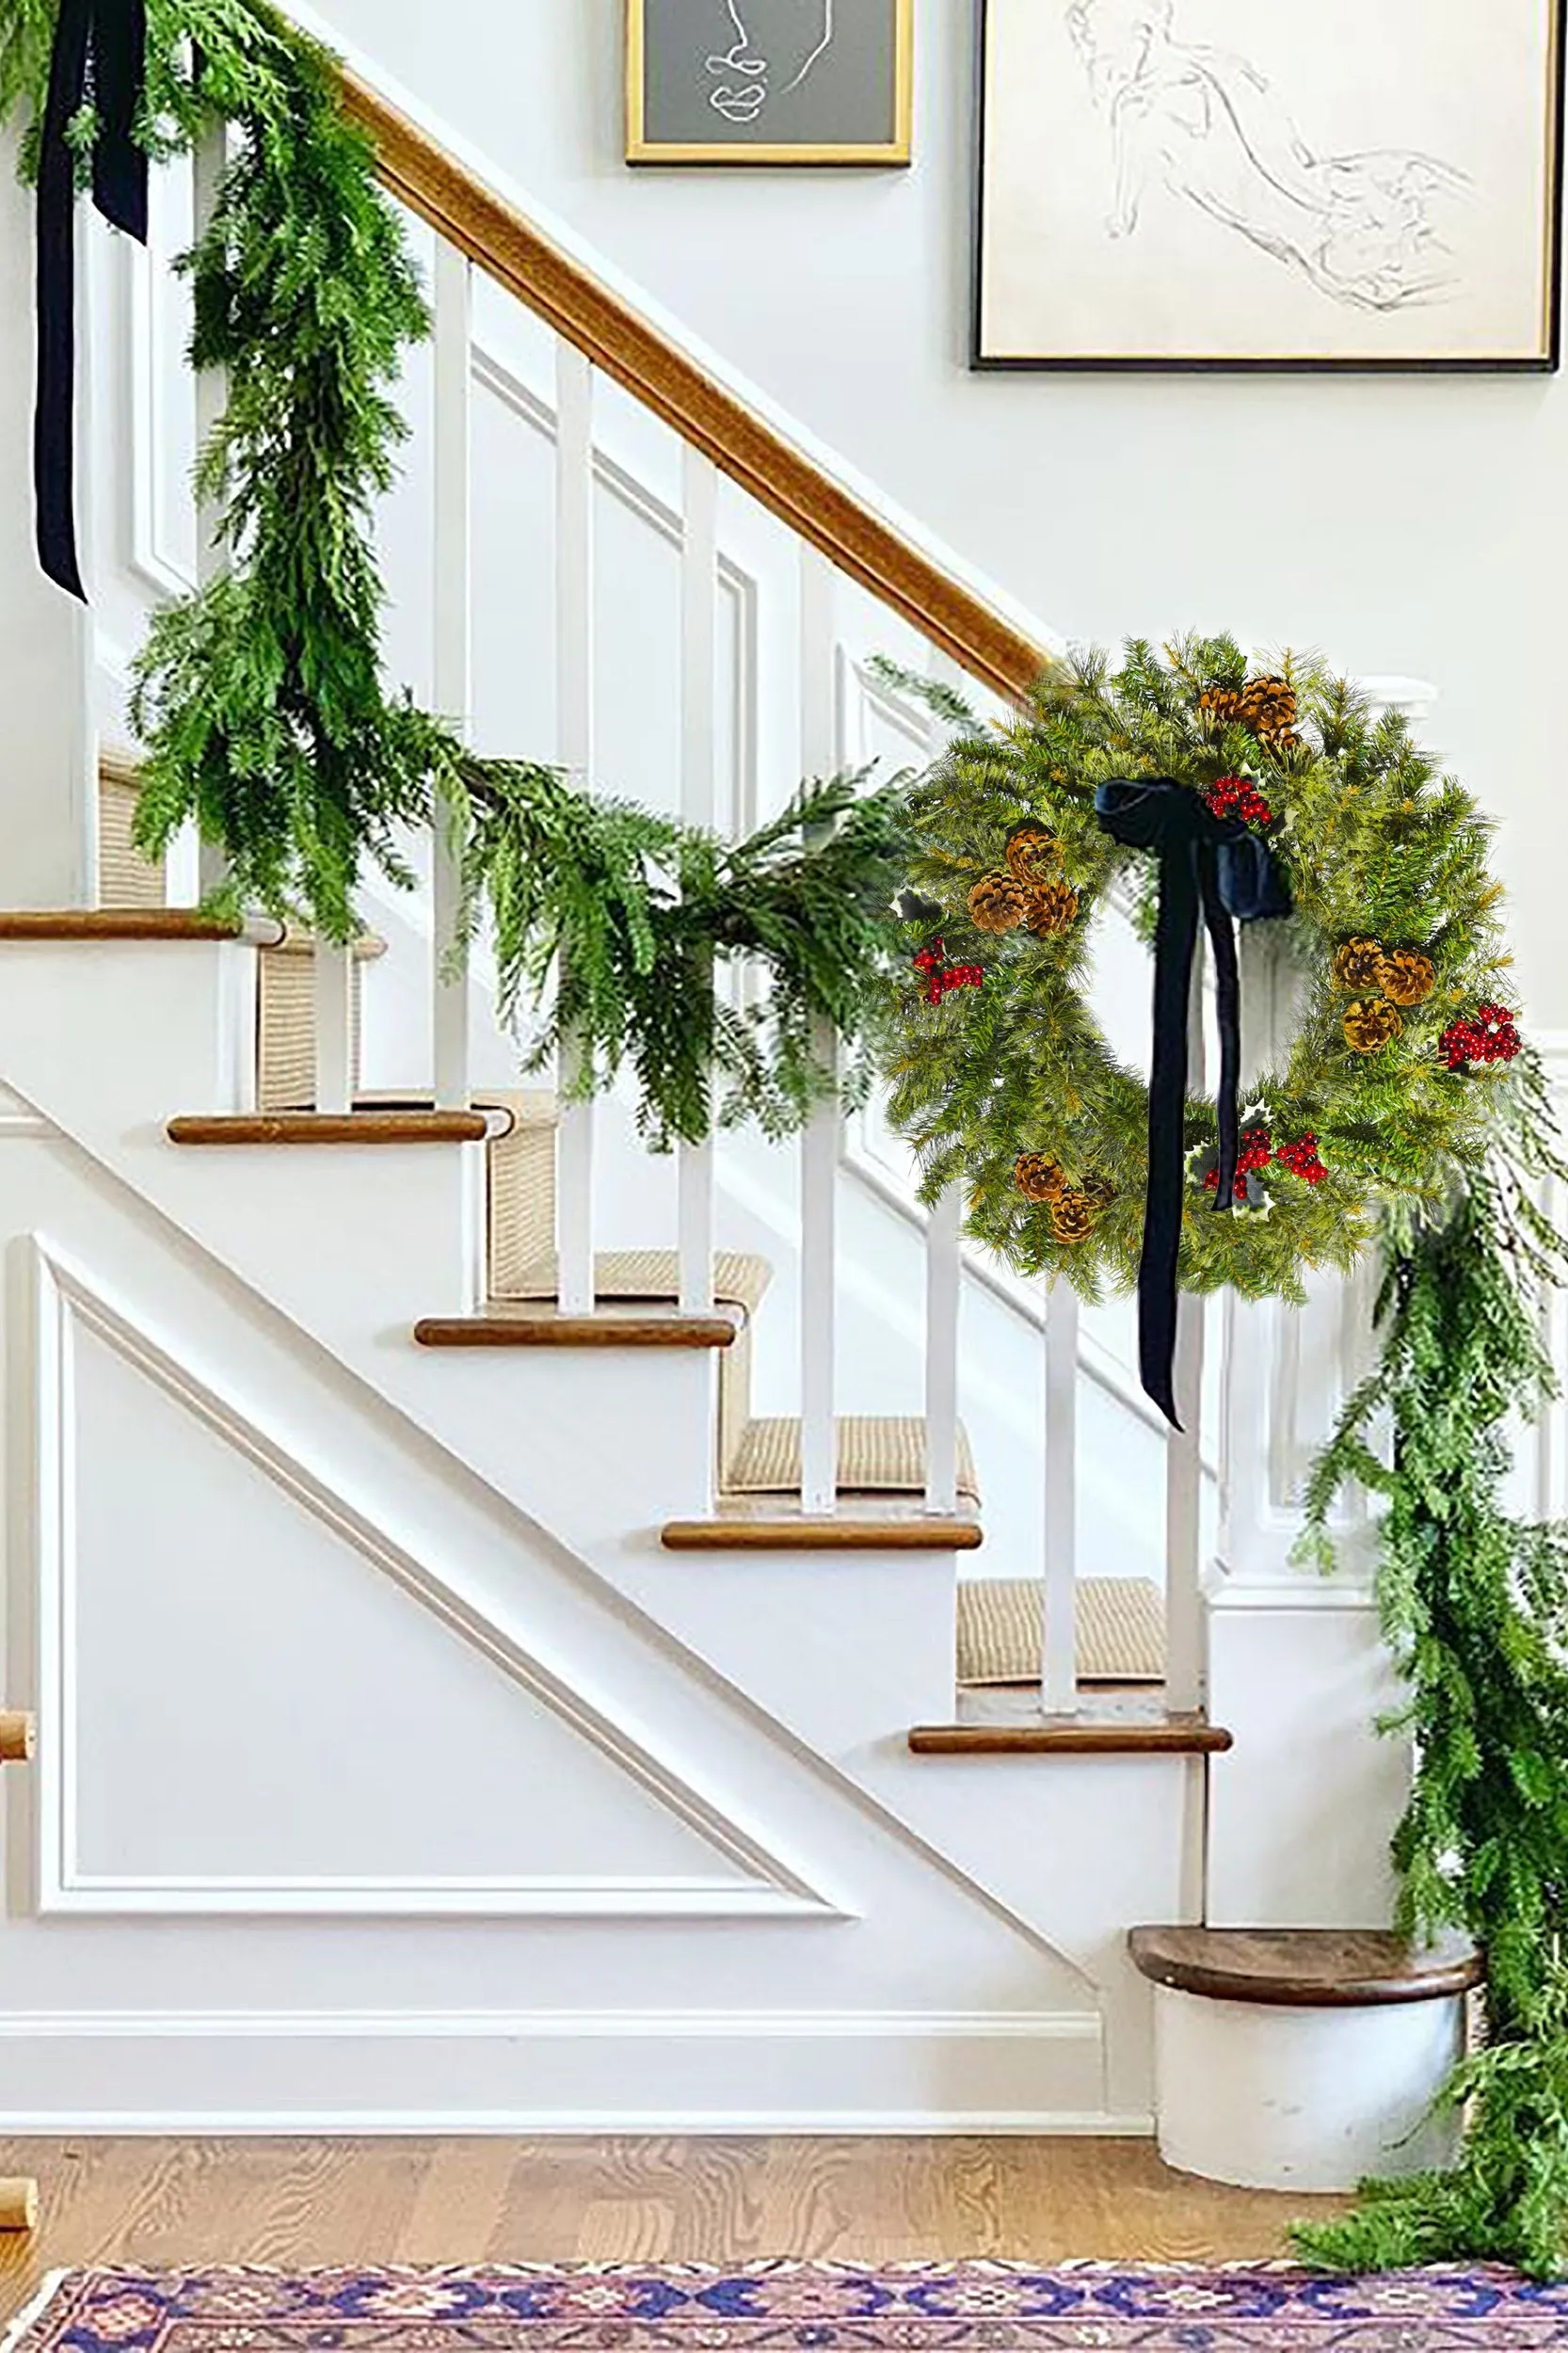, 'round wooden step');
1129,1926,1483,2009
